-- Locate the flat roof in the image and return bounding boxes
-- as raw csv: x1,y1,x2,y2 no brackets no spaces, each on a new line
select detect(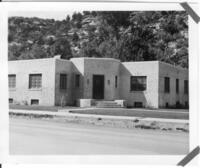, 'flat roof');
70,57,121,62
123,60,188,71
8,57,188,70
8,57,55,62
